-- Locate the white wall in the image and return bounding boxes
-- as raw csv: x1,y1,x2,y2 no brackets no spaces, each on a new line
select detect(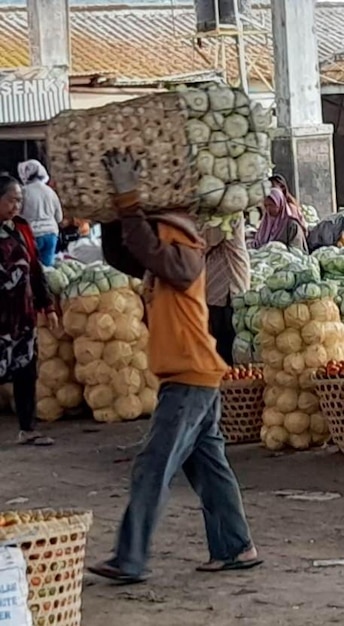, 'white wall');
70,92,139,109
